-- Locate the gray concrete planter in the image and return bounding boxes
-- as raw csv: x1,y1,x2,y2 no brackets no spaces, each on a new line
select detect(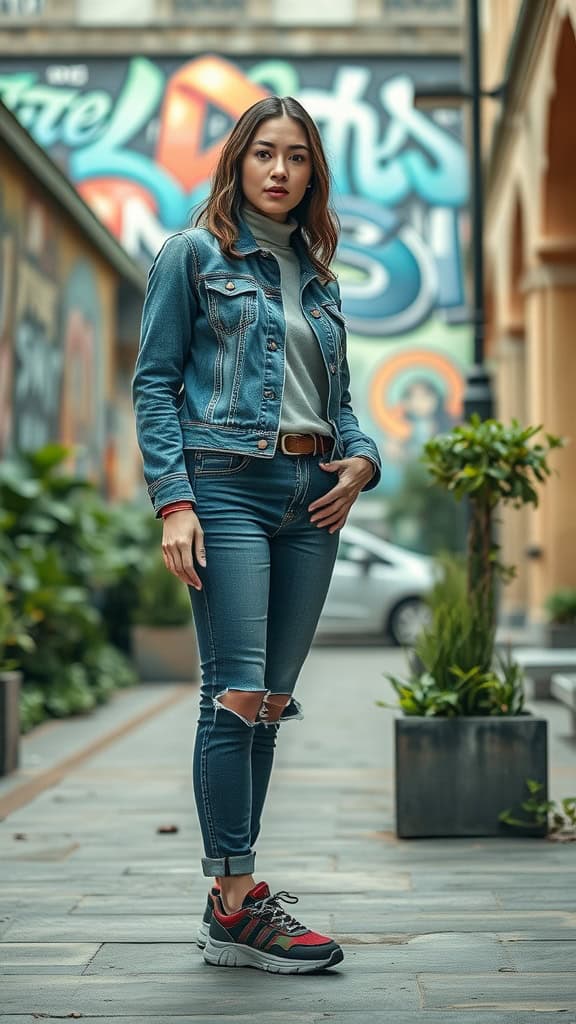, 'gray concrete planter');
0,670,21,776
395,713,548,838
131,624,200,683
546,623,576,648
